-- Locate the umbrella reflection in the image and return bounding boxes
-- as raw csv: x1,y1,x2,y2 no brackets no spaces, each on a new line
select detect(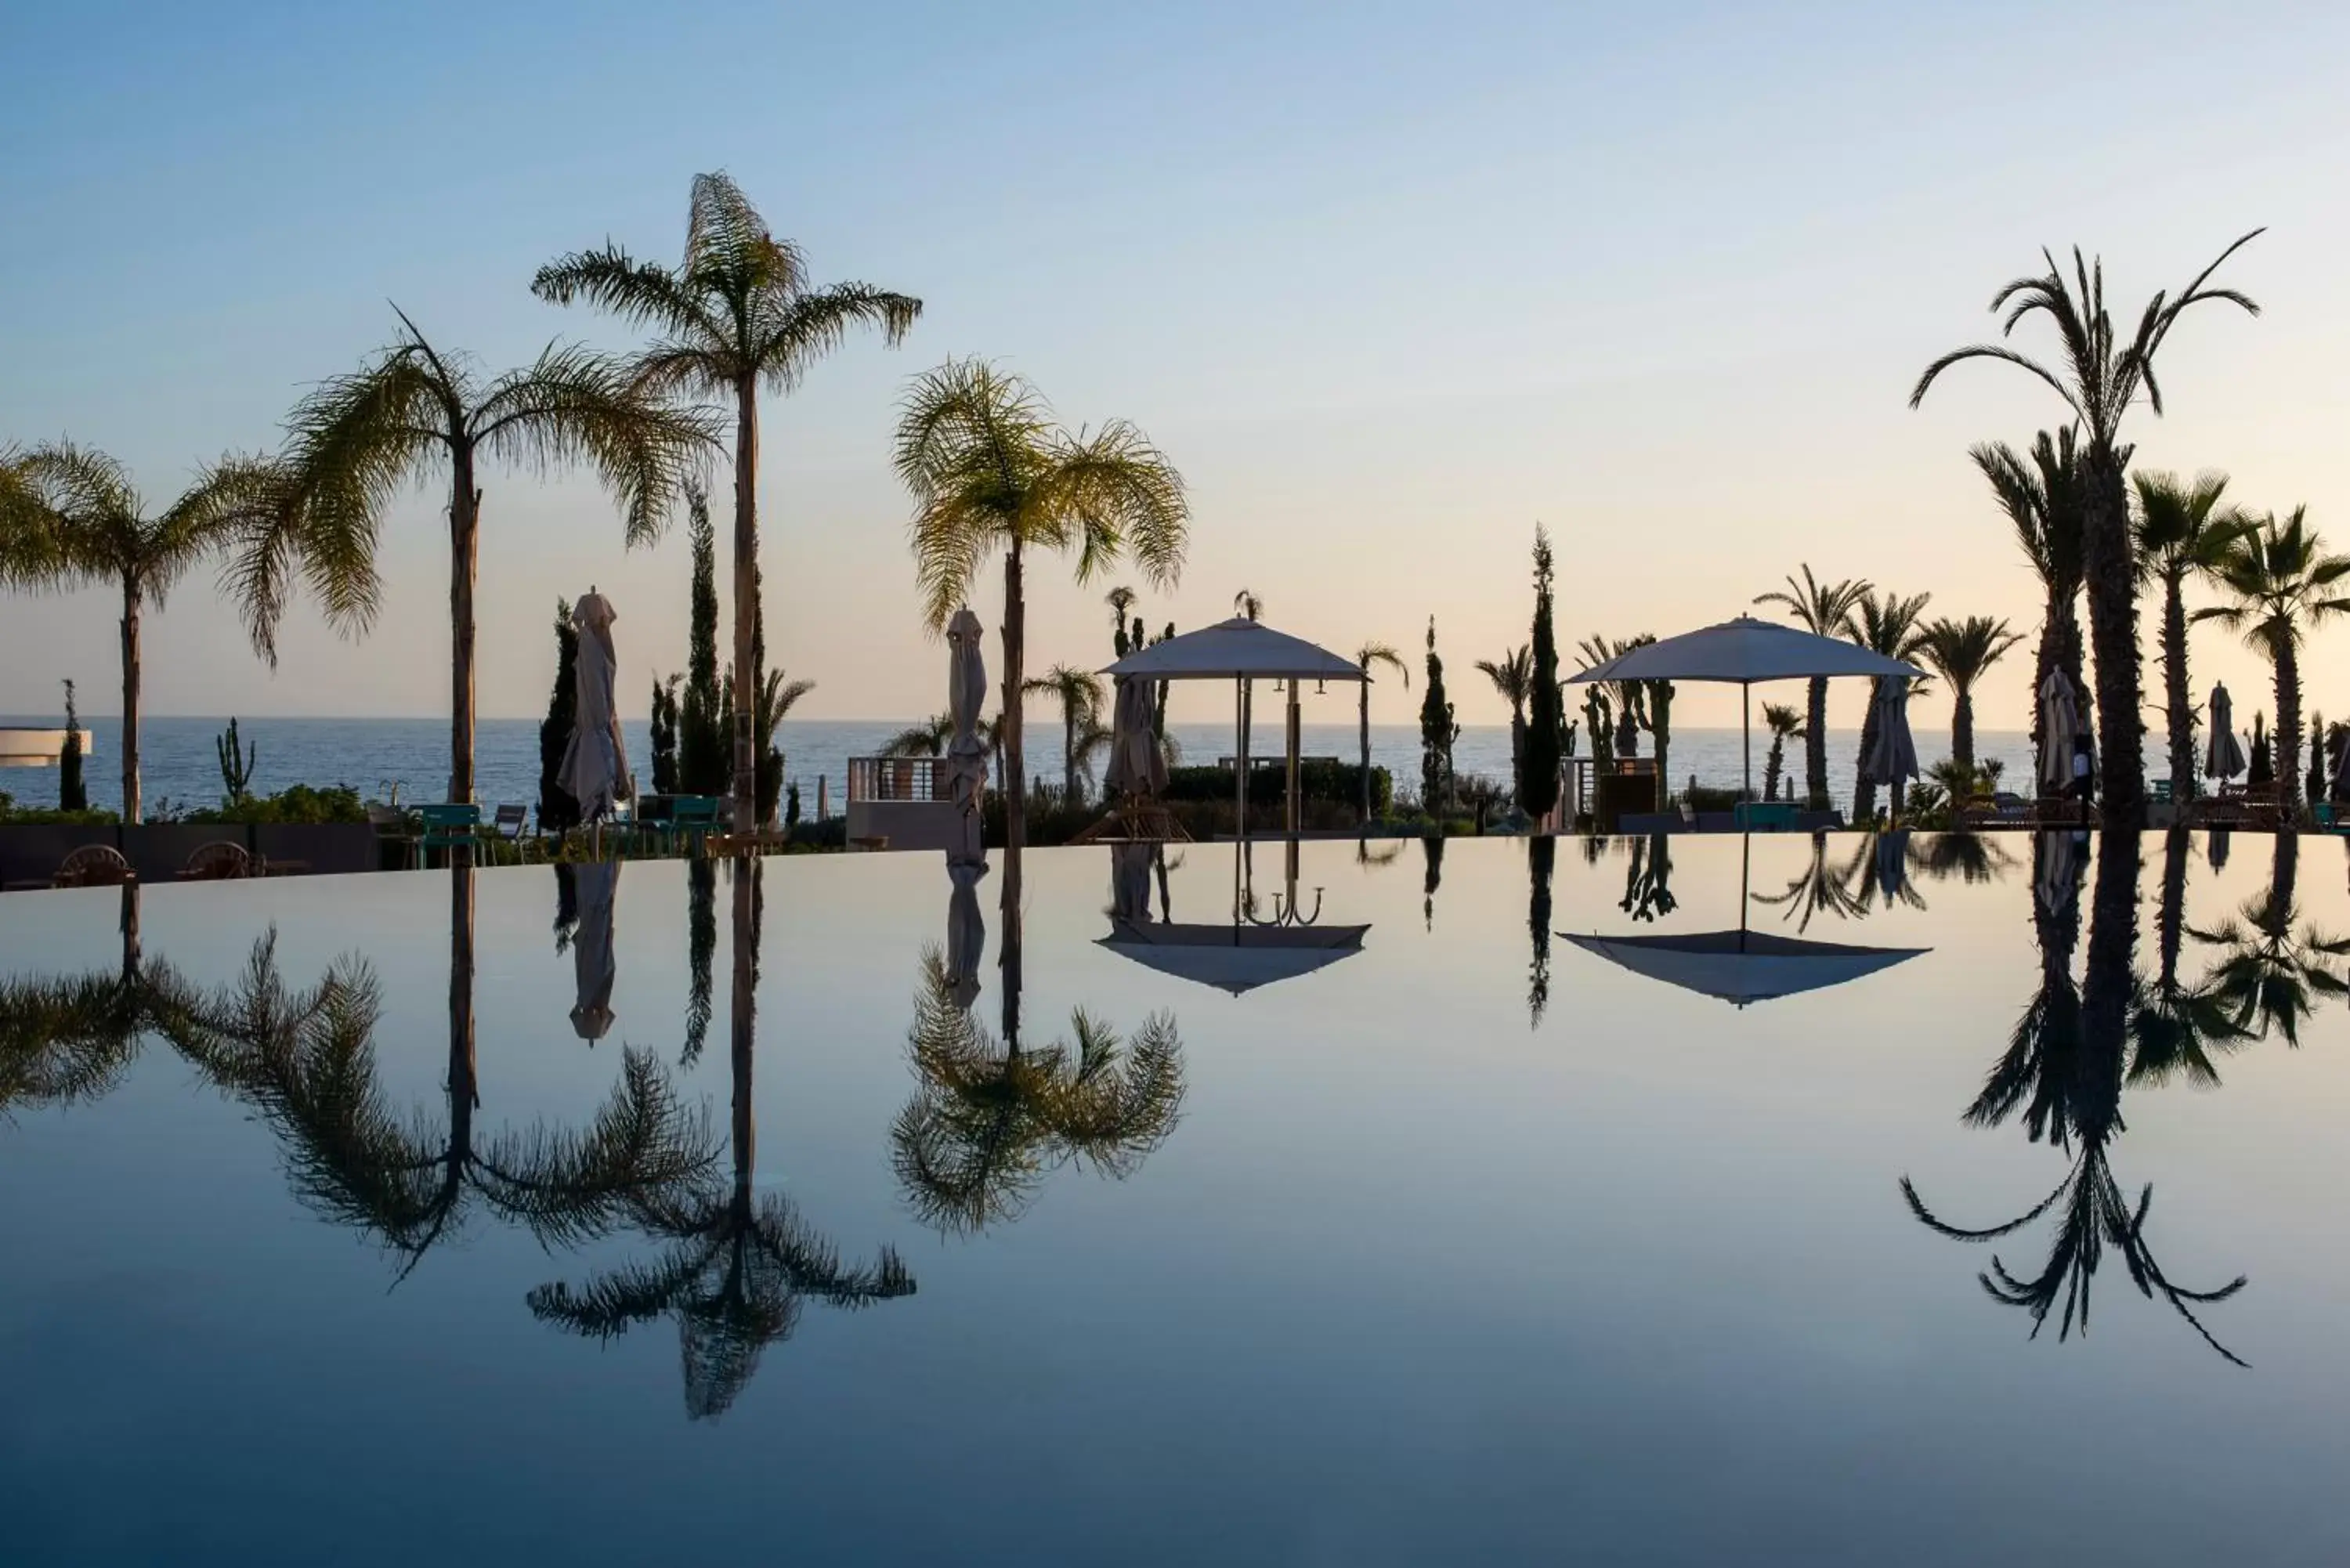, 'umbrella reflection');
569,859,620,1042
1902,834,2250,1364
